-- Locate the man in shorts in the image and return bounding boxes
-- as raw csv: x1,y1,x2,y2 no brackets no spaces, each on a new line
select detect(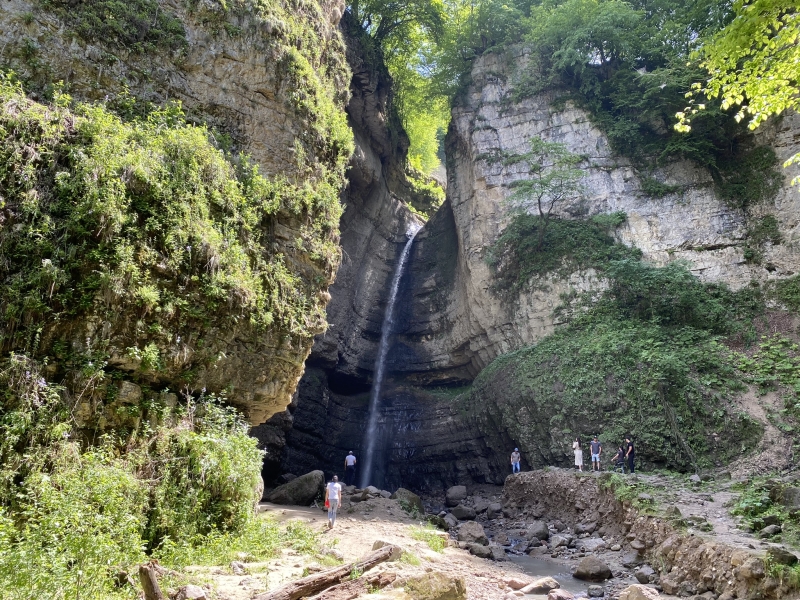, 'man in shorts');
325,475,342,529
590,436,602,472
